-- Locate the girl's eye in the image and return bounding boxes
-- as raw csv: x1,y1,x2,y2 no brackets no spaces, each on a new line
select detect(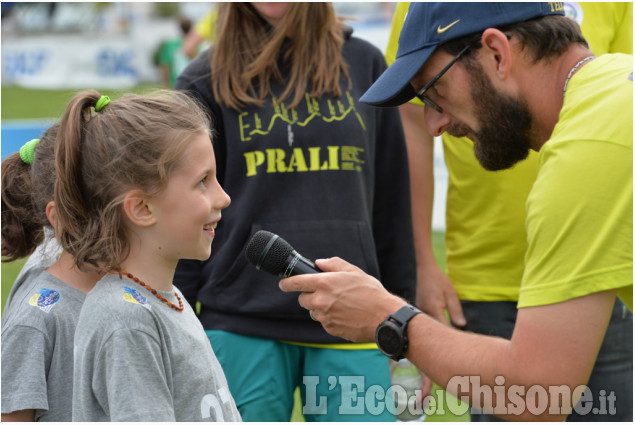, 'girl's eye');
199,176,208,187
